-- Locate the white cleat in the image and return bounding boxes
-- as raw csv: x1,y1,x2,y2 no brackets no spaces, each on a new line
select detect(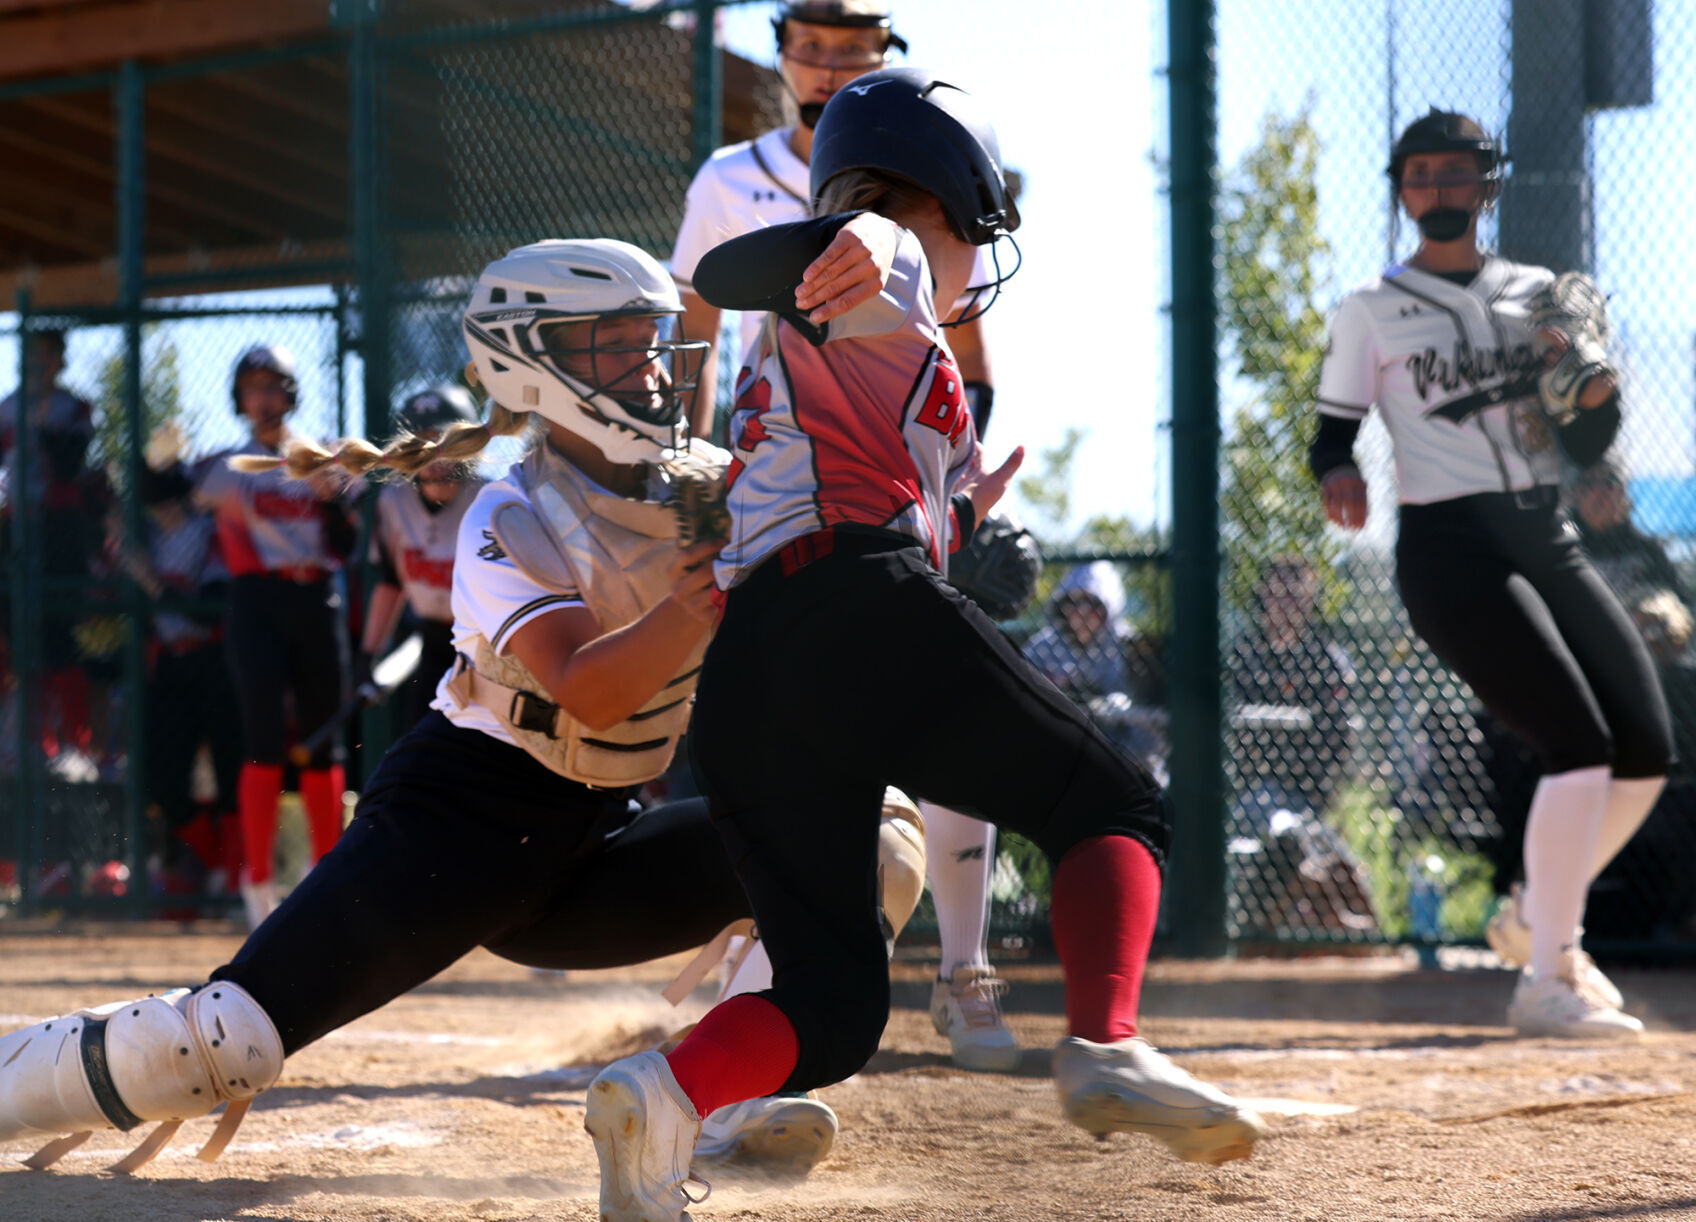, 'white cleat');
239,872,279,931
1486,885,1623,1010
1053,1035,1268,1165
690,1092,837,1180
1507,958,1643,1041
585,1051,708,1222
931,964,1022,1072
